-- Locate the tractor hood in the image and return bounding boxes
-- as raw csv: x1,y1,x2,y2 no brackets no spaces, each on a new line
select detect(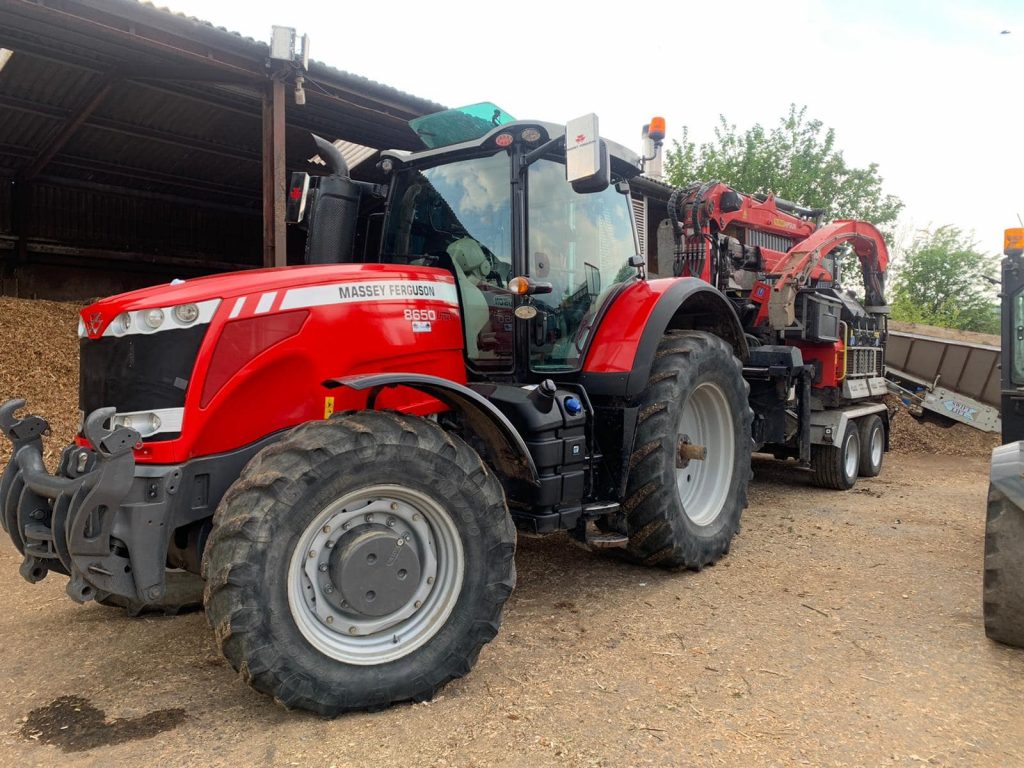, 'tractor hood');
75,261,467,465
78,263,448,340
